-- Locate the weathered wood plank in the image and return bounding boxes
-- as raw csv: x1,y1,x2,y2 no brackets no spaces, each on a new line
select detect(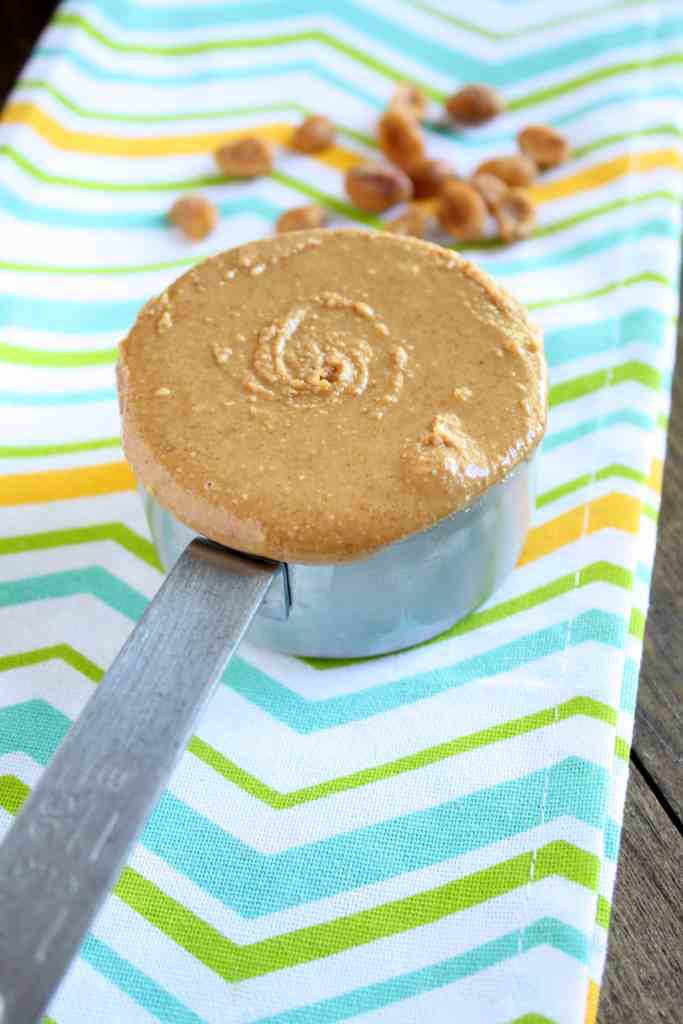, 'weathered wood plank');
598,761,683,1023
633,301,683,821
